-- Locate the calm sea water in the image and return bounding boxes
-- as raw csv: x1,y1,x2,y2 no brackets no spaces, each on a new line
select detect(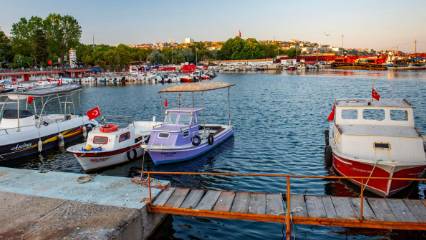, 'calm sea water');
5,70,426,239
